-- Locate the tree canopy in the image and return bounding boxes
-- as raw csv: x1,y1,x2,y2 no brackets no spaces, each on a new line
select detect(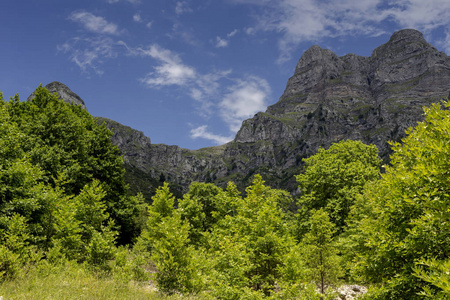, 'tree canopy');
347,101,450,298
0,85,145,267
295,139,380,235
